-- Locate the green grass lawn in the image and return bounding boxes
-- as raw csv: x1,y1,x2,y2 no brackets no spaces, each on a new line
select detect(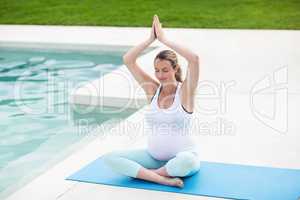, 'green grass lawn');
0,0,299,29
